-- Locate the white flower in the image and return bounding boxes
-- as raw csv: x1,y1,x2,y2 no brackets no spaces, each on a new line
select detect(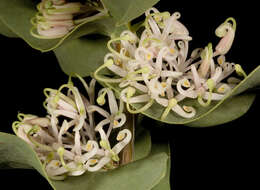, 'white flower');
30,0,107,39
12,75,132,180
94,7,245,120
